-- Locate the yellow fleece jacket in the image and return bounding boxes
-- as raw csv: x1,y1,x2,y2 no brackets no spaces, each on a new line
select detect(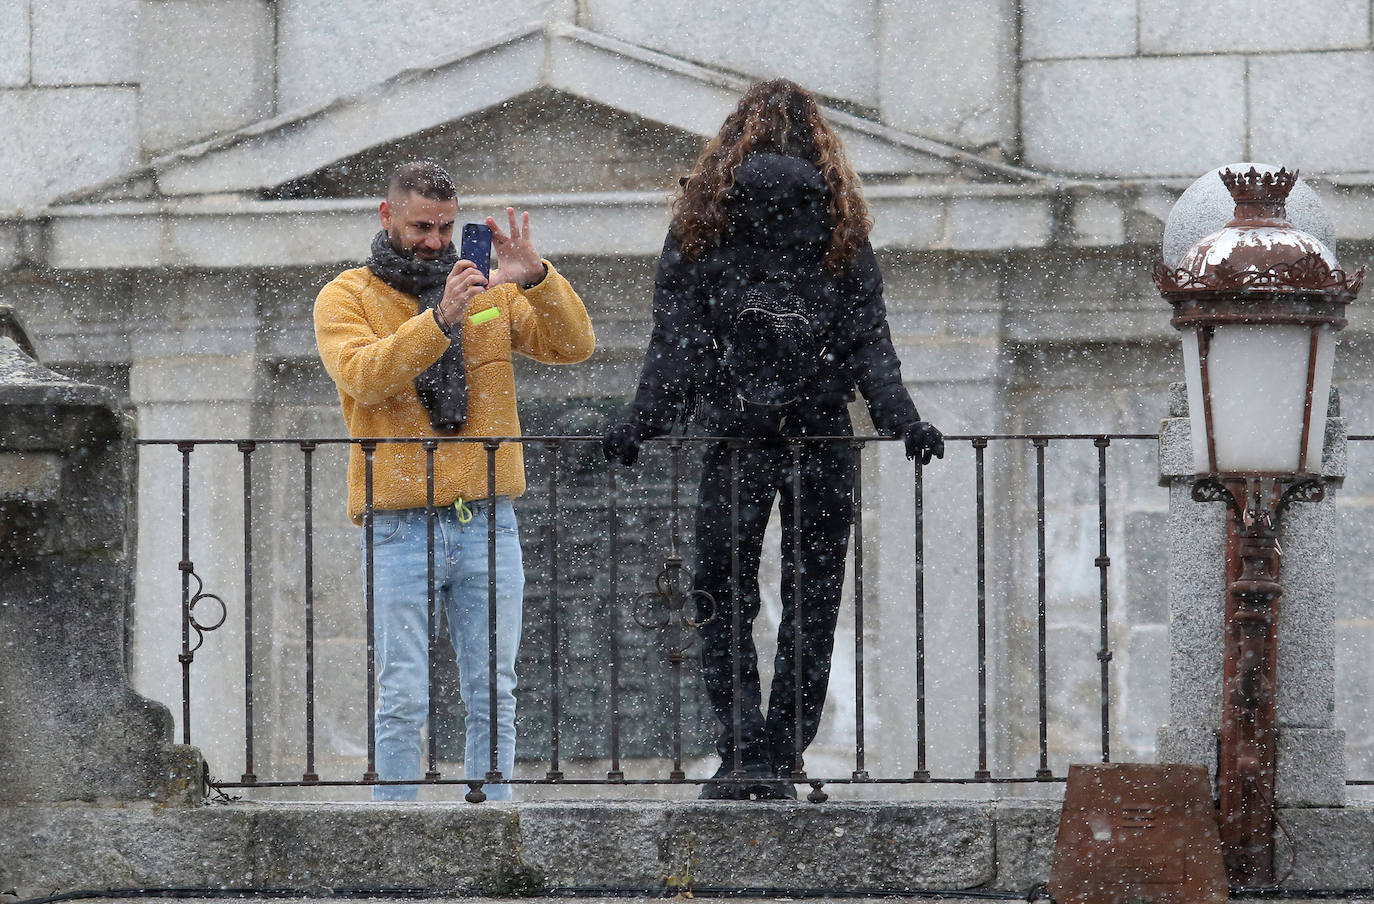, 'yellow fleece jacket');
314,260,594,523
